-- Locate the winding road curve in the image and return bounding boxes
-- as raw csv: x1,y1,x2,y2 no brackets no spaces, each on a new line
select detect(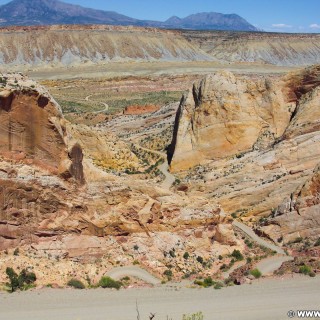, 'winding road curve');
106,266,161,285
158,161,176,189
233,220,286,255
232,220,293,276
131,143,175,189
84,94,109,113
